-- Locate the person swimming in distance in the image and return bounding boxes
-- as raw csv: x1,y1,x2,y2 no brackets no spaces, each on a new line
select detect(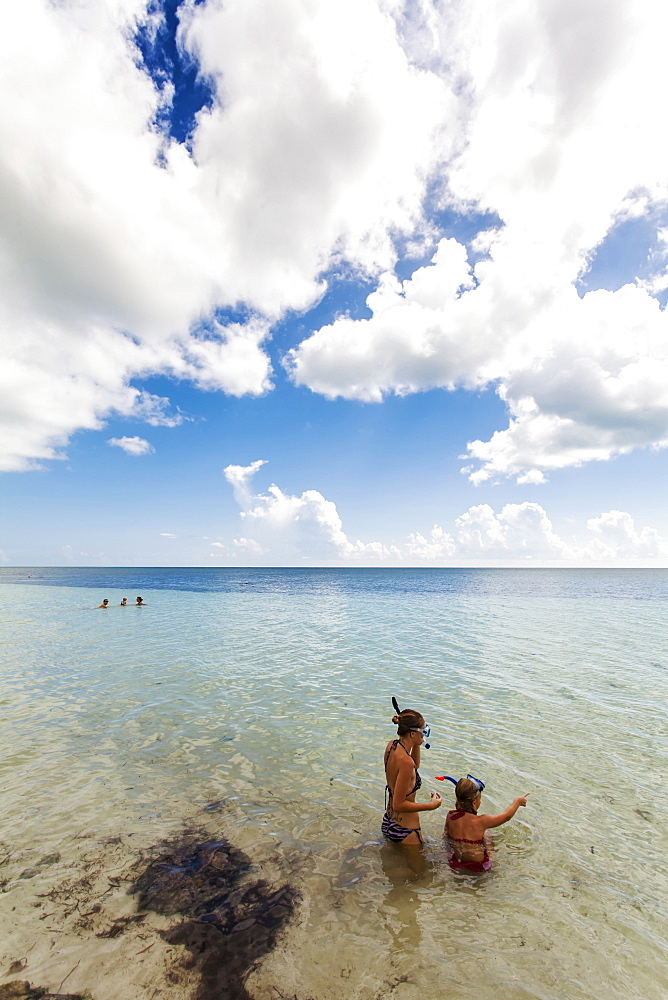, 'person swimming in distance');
120,598,128,606
97,599,109,608
135,596,144,606
444,776,529,872
382,705,441,846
